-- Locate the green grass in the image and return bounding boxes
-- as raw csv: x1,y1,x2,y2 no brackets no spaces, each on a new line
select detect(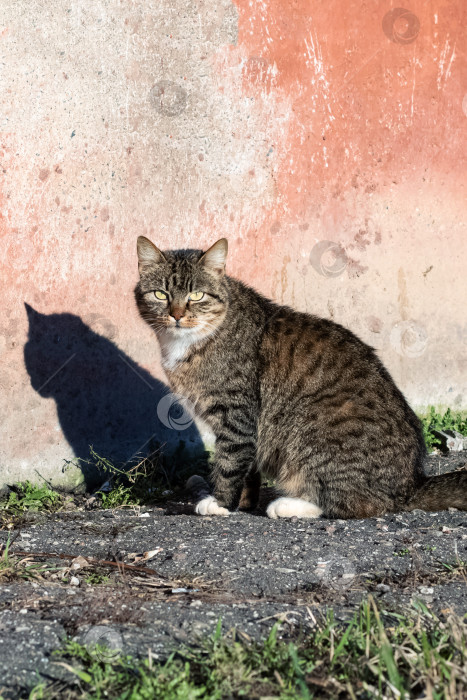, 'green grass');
439,559,466,575
1,480,61,513
84,572,110,586
0,480,62,528
30,598,467,699
419,407,467,452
